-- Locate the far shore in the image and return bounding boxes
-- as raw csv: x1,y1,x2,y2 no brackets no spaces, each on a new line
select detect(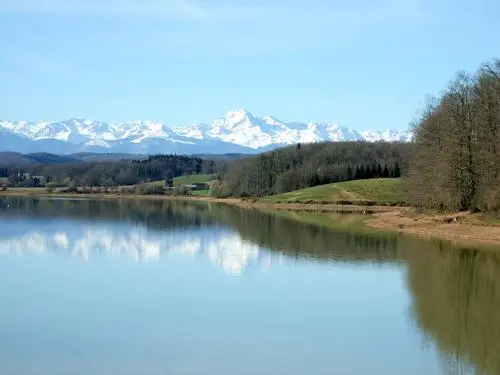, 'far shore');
0,188,394,212
1,189,500,247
